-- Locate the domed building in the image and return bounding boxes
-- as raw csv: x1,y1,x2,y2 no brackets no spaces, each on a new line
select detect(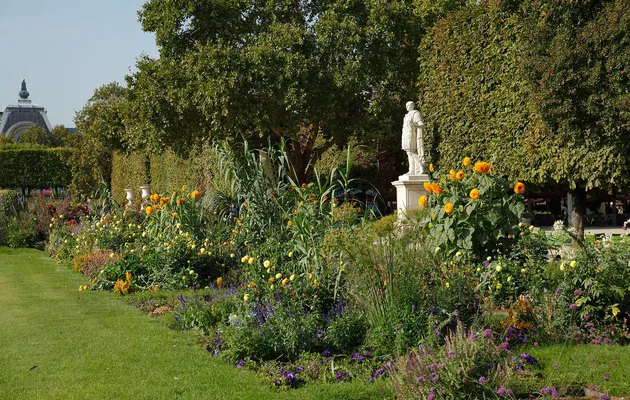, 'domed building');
0,80,53,141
